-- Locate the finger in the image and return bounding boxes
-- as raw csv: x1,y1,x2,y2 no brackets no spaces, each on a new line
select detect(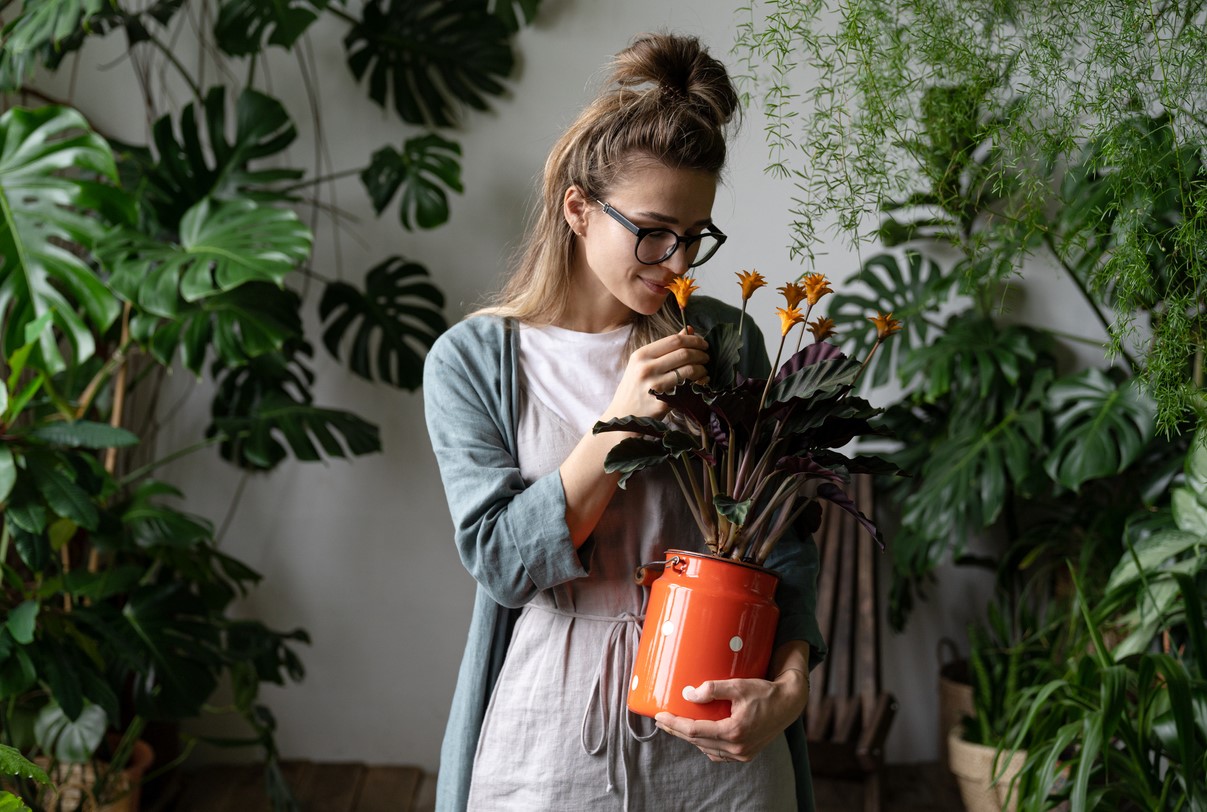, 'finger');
691,680,745,703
